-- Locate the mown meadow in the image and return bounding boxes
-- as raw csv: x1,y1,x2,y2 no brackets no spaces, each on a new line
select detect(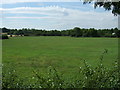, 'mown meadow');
2,36,119,88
